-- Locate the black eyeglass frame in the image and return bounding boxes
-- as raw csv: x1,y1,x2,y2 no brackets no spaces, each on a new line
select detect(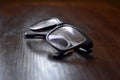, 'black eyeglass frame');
25,23,93,57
